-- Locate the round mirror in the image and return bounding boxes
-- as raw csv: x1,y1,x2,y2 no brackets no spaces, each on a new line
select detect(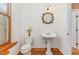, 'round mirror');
42,12,54,24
